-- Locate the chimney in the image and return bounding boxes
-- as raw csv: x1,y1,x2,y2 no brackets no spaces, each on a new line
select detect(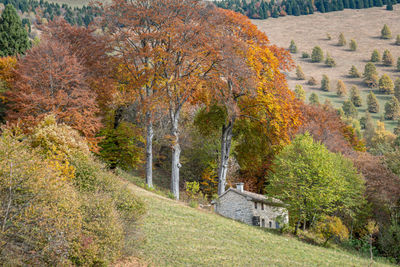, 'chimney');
236,183,244,193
